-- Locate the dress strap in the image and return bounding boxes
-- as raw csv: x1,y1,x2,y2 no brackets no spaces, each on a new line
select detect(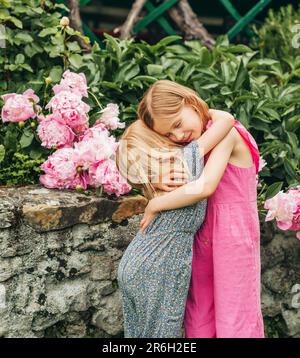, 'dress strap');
233,120,260,174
